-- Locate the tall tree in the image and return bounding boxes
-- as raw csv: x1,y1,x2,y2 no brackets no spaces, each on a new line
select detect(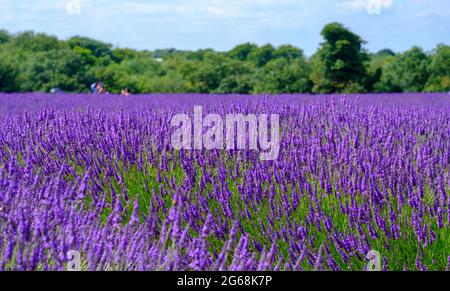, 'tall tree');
310,23,368,93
